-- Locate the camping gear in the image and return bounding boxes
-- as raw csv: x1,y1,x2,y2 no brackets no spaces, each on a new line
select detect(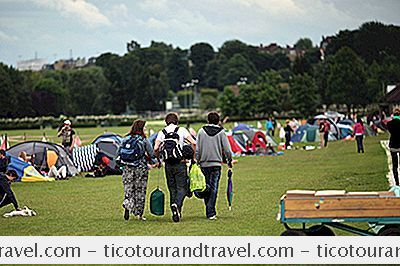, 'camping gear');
278,189,400,236
159,127,183,163
46,150,58,168
227,169,233,210
150,170,165,216
92,132,123,145
189,163,206,193
7,141,78,176
6,155,54,182
150,188,165,216
118,135,145,164
182,145,194,160
72,144,98,172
